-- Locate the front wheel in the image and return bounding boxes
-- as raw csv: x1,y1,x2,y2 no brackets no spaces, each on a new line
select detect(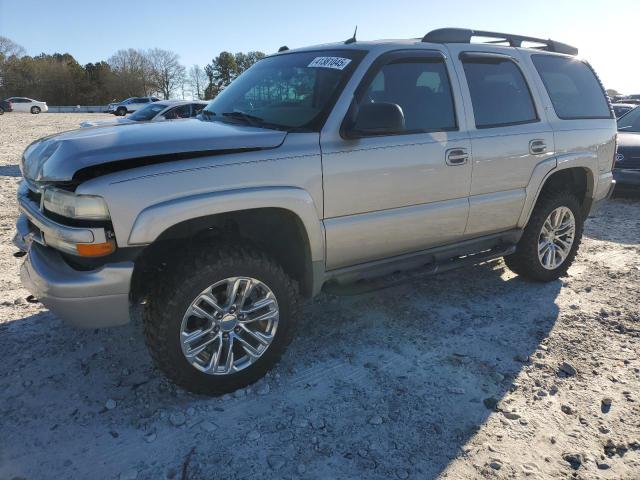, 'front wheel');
0,107,4,115
143,244,301,395
504,191,583,282
30,106,41,114
116,107,127,116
